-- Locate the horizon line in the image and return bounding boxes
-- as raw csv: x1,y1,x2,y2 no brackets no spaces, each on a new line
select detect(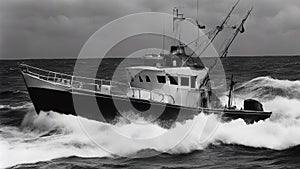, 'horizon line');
1,54,300,60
